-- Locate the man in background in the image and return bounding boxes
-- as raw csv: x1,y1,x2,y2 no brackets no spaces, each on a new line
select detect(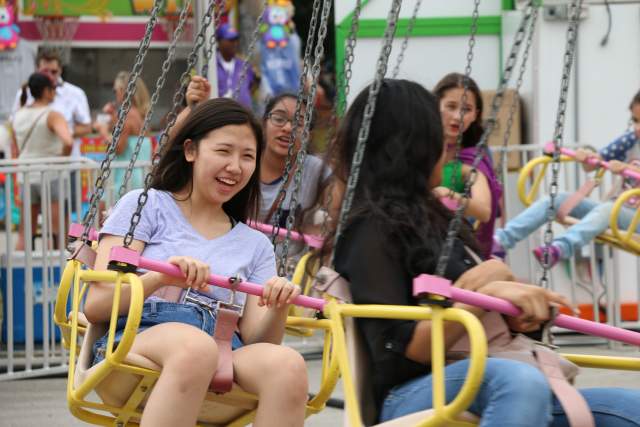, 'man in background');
12,49,92,155
216,23,255,109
